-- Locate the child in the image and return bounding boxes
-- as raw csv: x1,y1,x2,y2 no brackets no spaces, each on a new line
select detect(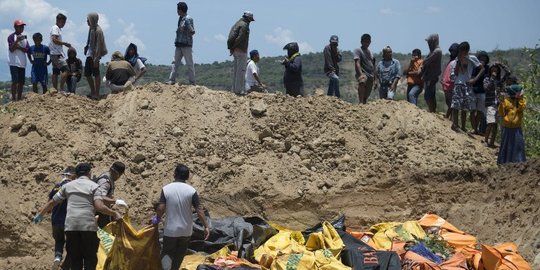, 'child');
497,75,526,164
450,42,484,132
65,47,82,94
405,48,423,105
245,50,266,93
8,19,30,101
483,63,511,147
28,32,51,94
124,43,147,84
